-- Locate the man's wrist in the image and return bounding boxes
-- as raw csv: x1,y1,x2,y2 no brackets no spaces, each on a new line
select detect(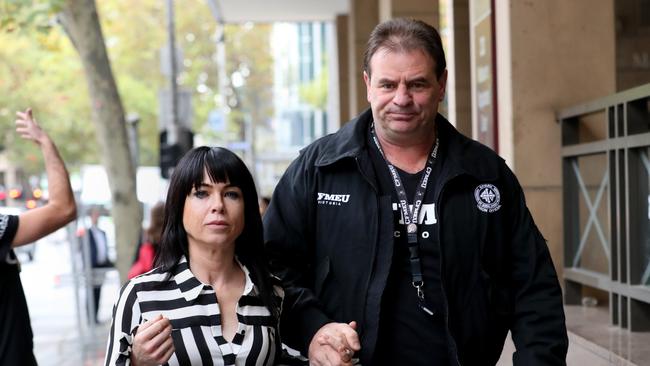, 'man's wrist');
38,134,52,146
298,306,331,352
